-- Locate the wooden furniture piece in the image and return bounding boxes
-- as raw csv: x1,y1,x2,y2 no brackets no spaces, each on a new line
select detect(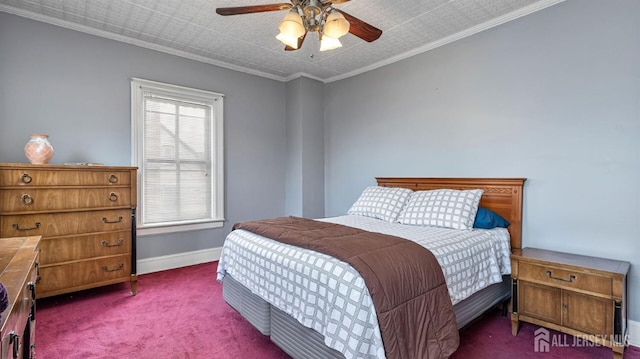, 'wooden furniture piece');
511,248,630,359
0,236,40,359
0,164,138,299
377,177,526,249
